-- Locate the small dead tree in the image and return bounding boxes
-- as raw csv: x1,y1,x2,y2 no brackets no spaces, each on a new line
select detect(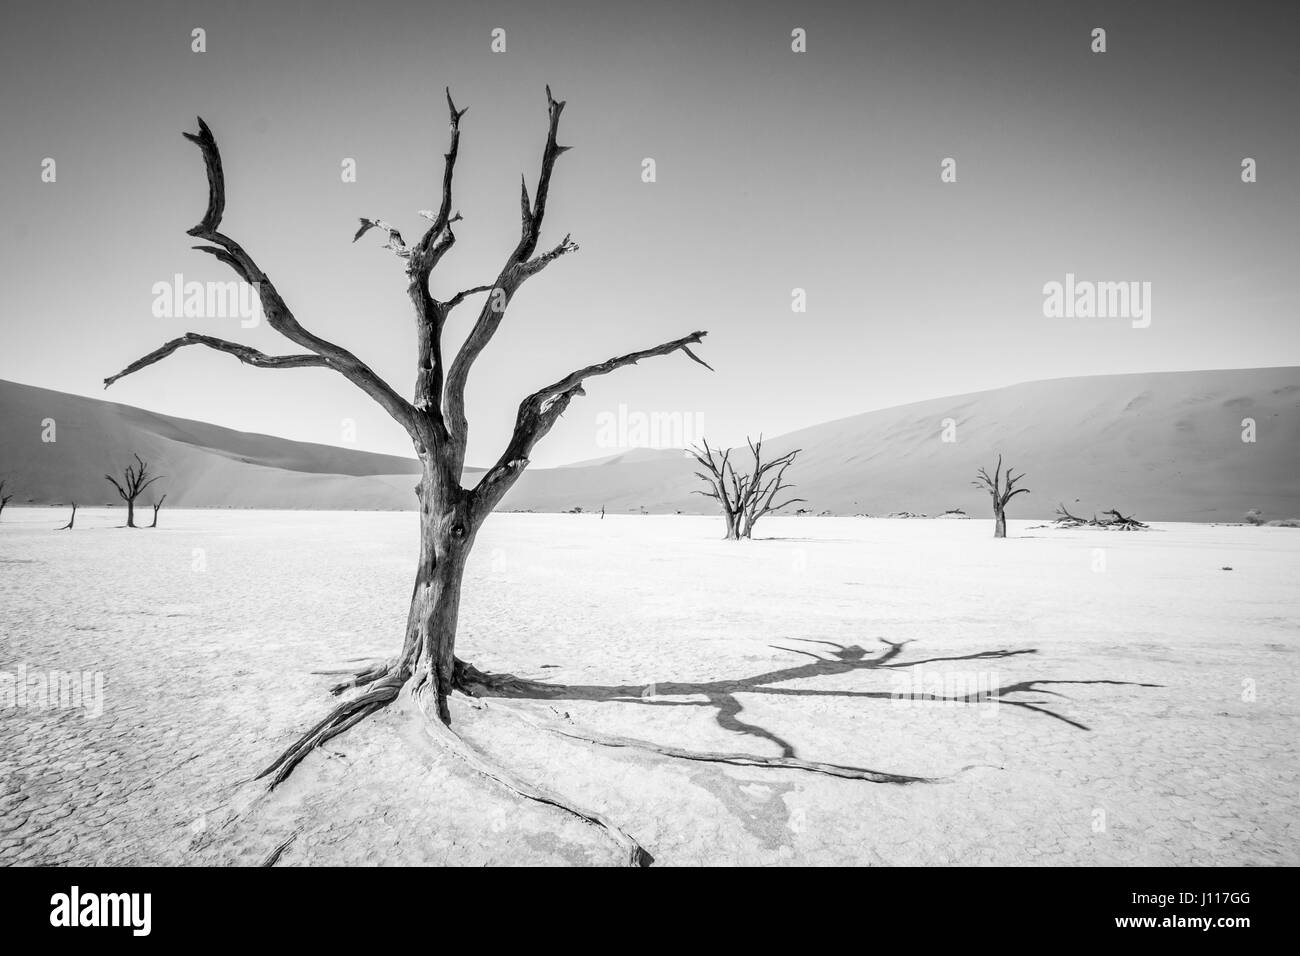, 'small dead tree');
0,480,12,520
972,454,1029,538
104,454,163,528
58,504,77,530
150,494,167,528
104,91,711,850
691,437,803,539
